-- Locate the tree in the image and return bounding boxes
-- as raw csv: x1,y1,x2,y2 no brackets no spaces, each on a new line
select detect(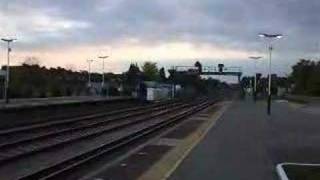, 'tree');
126,63,141,84
194,61,202,73
122,63,141,95
159,67,166,82
65,64,76,72
142,61,159,81
128,63,140,75
290,59,320,96
22,56,41,66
